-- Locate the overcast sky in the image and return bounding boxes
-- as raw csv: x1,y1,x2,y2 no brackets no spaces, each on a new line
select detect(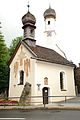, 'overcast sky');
0,0,80,65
